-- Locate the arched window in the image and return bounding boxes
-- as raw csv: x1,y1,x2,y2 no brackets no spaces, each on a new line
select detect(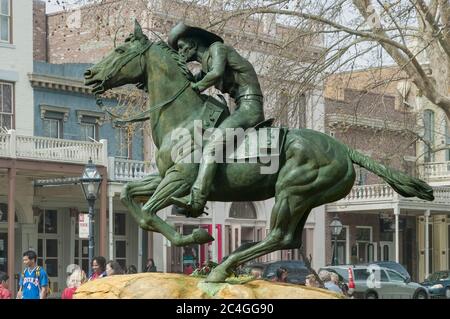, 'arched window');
423,110,435,162
229,202,257,219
